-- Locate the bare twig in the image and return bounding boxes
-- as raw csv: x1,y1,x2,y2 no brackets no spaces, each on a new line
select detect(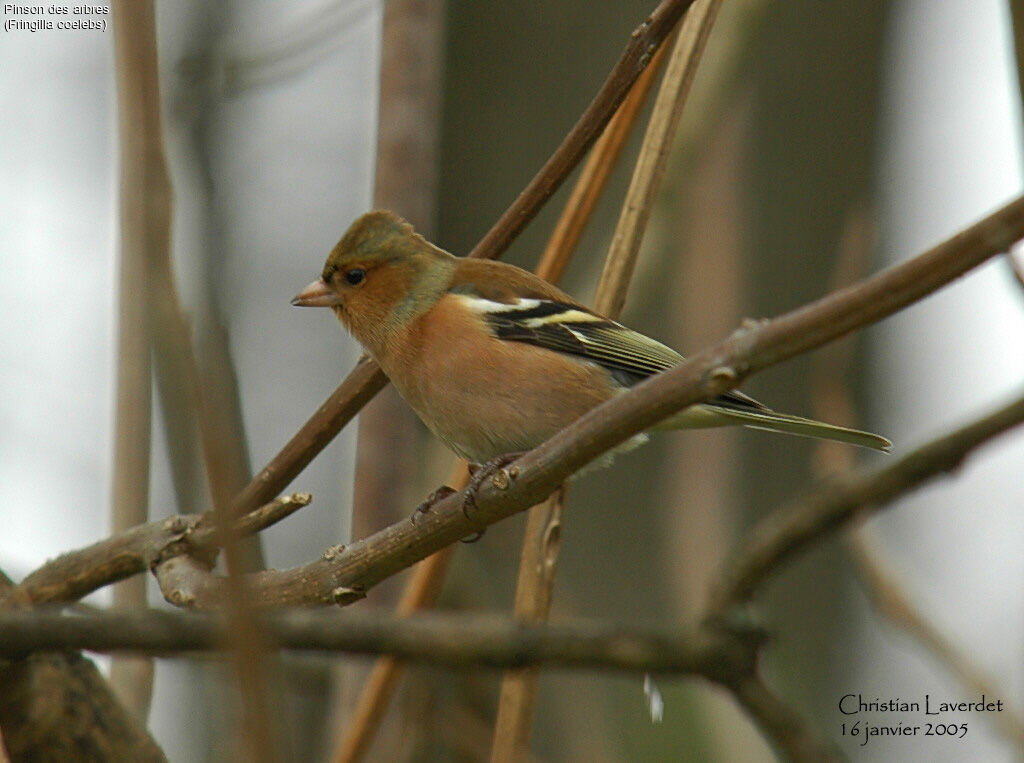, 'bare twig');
110,0,170,720
728,676,838,762
228,356,388,520
711,390,1024,612
592,0,723,317
534,29,668,283
4,495,310,608
490,488,568,758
